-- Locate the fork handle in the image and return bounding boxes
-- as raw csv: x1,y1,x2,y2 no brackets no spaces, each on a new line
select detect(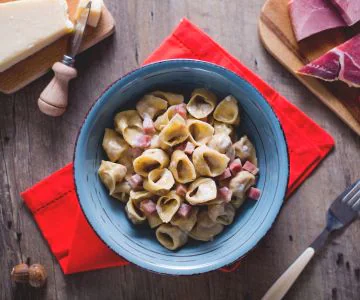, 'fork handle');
262,247,315,300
